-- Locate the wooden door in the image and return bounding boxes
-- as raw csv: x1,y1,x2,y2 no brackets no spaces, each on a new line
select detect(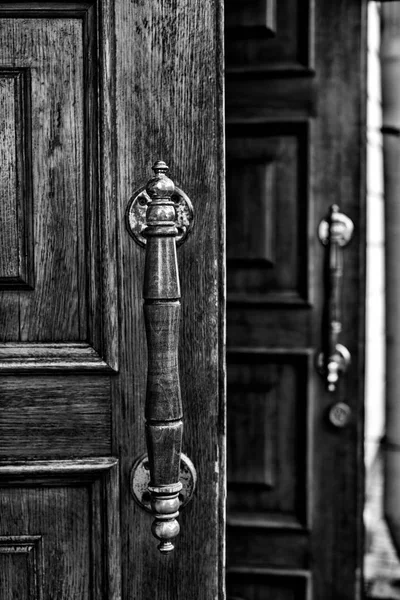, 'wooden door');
225,1,366,599
0,2,224,599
